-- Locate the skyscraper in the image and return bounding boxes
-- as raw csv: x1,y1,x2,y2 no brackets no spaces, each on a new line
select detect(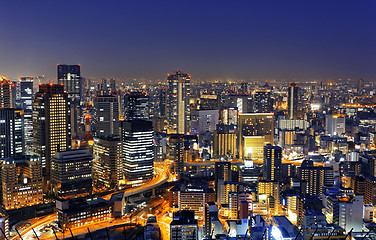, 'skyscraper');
17,77,34,148
33,84,71,178
51,149,93,199
92,136,122,190
0,108,24,158
121,120,154,184
93,94,120,137
288,82,298,119
252,90,273,113
123,92,149,120
238,113,274,159
57,64,81,101
166,70,191,134
263,144,282,181
168,135,184,176
0,76,14,108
